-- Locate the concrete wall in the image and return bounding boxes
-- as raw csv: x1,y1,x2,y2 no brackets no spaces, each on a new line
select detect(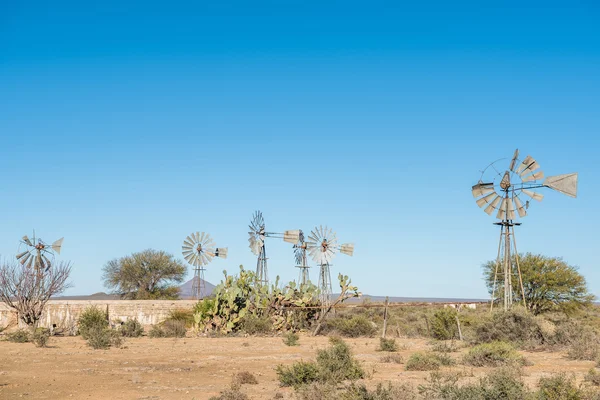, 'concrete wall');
0,300,197,330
